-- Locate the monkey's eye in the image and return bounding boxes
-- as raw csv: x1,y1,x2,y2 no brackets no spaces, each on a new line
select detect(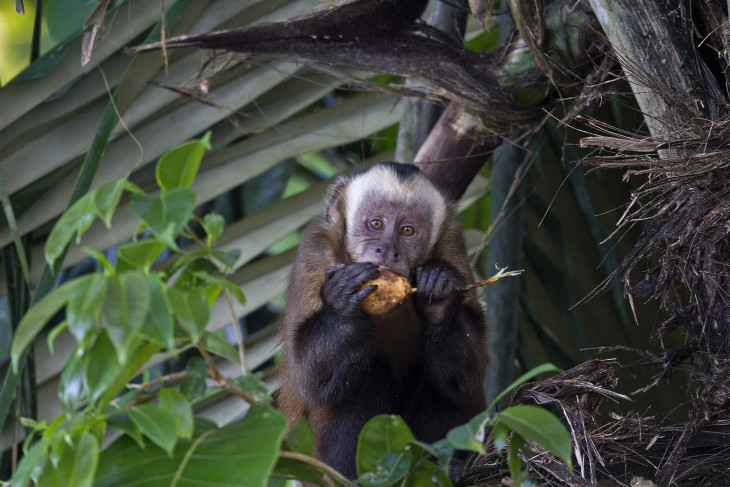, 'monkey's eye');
369,219,384,230
401,225,415,236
